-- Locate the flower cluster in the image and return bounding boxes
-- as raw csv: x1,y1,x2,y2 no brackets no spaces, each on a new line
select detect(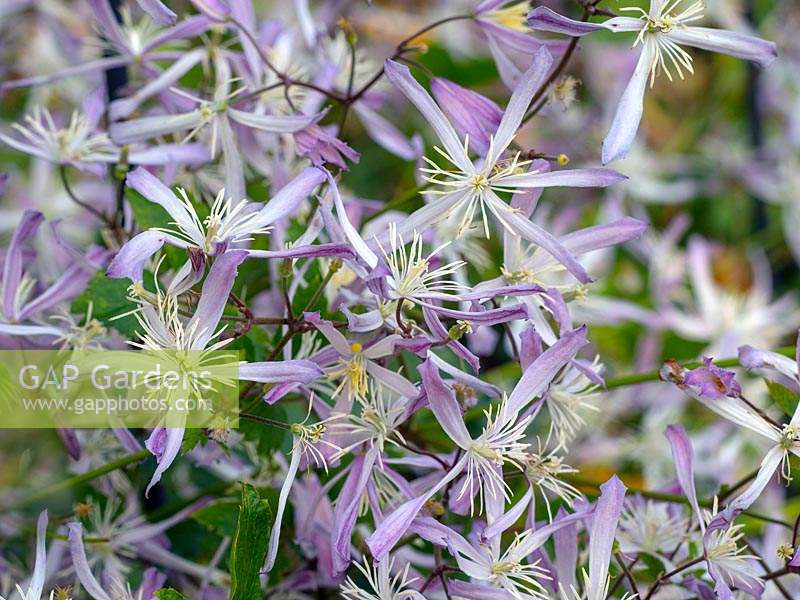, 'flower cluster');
0,1,798,599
